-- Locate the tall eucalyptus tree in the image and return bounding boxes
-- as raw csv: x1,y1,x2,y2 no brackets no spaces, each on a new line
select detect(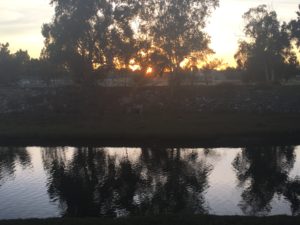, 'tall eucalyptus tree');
139,0,219,72
235,5,298,83
42,0,140,82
